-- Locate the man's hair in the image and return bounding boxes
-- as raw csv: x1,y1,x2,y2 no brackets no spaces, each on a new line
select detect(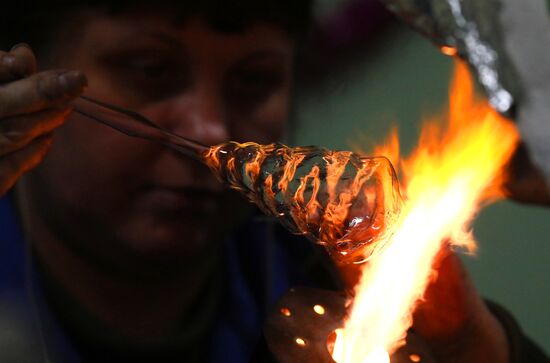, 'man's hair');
1,0,313,55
